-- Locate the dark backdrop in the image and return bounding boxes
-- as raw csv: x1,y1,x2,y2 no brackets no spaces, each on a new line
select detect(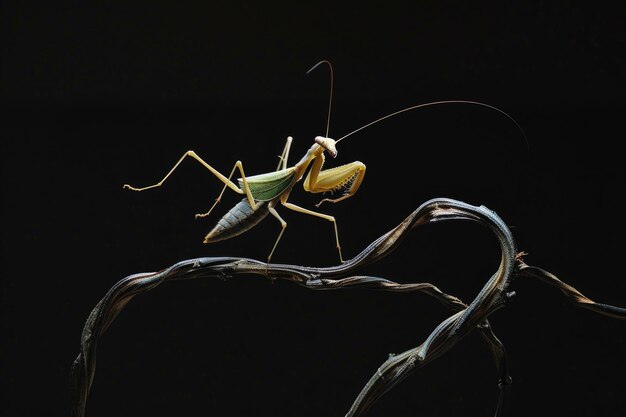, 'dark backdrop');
2,2,624,417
